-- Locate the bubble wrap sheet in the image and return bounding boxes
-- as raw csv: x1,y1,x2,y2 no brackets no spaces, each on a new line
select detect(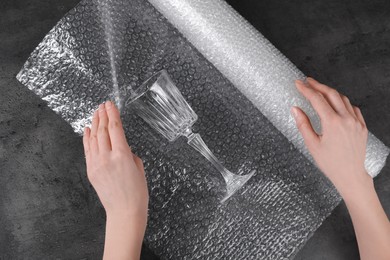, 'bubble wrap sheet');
148,0,389,177
16,0,389,259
